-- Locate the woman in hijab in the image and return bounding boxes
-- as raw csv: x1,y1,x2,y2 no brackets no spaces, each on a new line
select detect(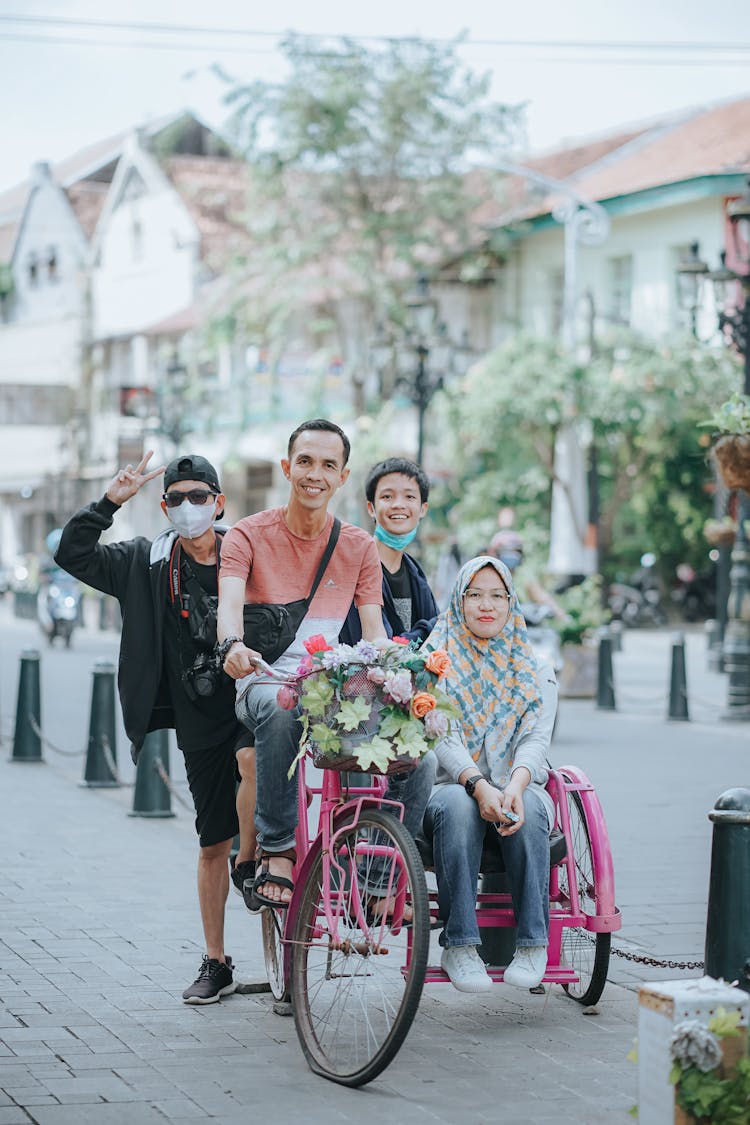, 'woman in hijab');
422,556,558,994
